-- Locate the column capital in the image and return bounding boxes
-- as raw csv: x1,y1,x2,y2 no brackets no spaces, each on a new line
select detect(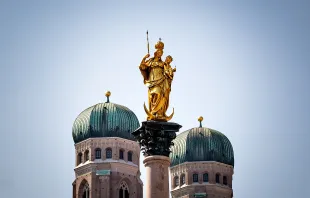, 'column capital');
132,121,182,157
